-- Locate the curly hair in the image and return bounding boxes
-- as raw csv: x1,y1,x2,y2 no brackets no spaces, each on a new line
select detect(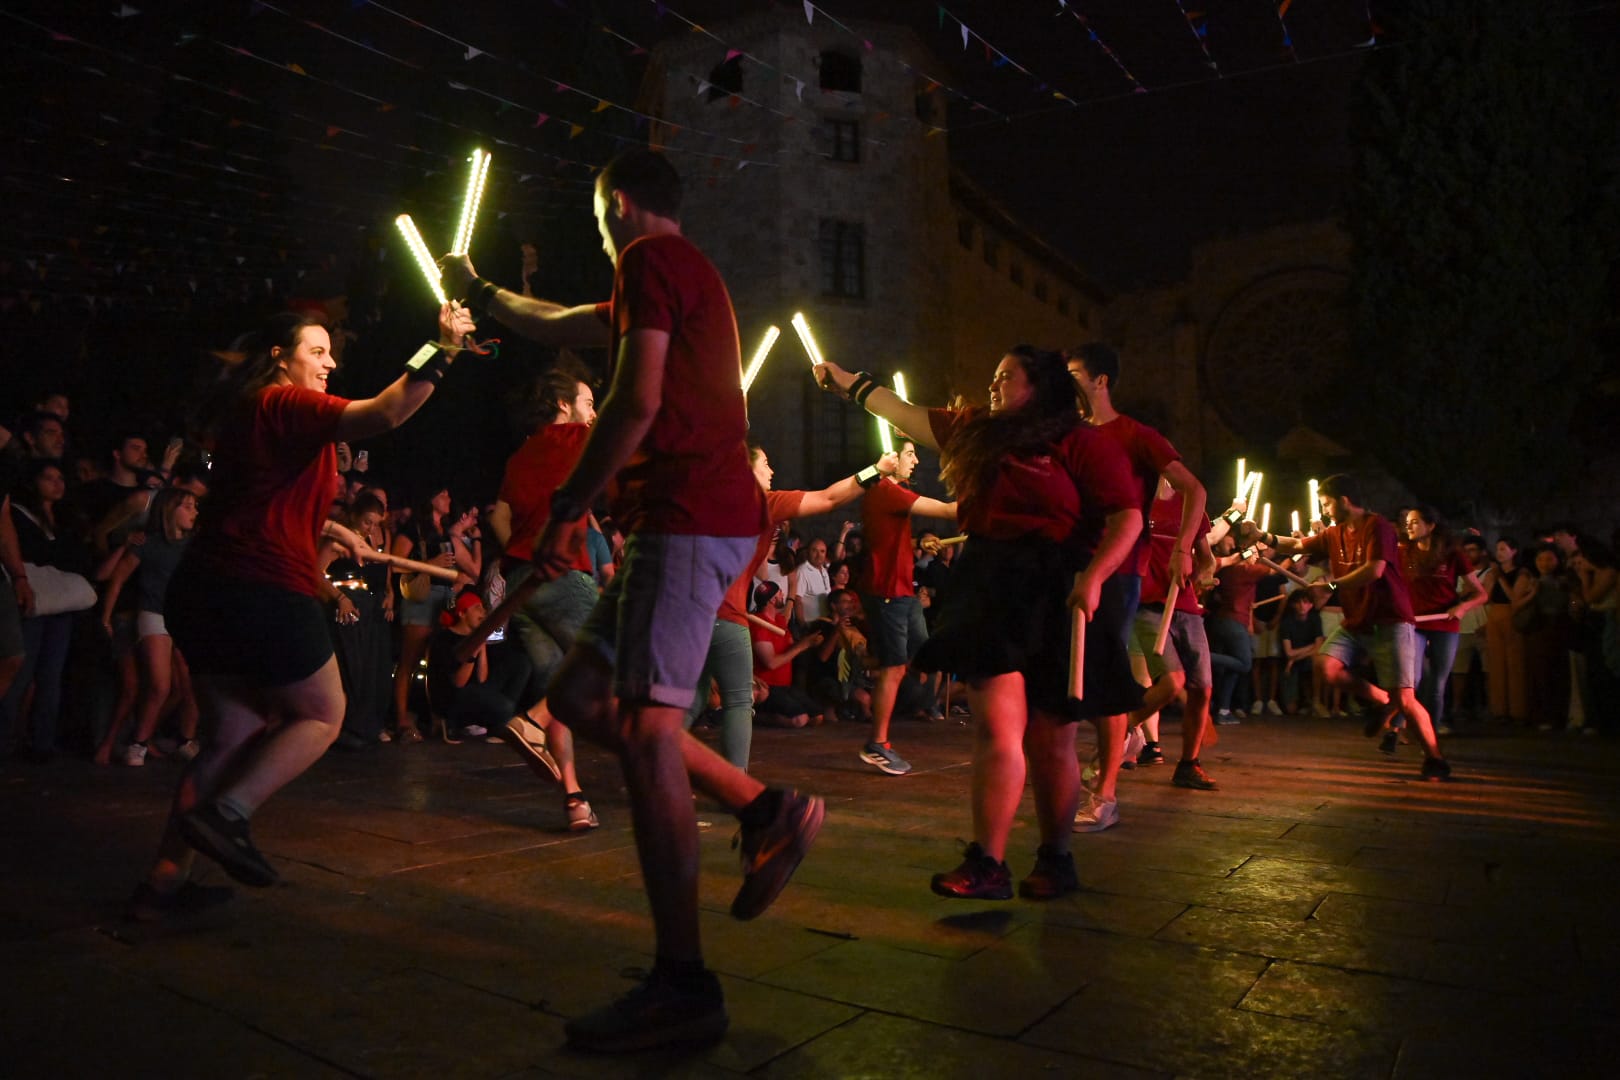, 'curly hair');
937,345,1083,509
